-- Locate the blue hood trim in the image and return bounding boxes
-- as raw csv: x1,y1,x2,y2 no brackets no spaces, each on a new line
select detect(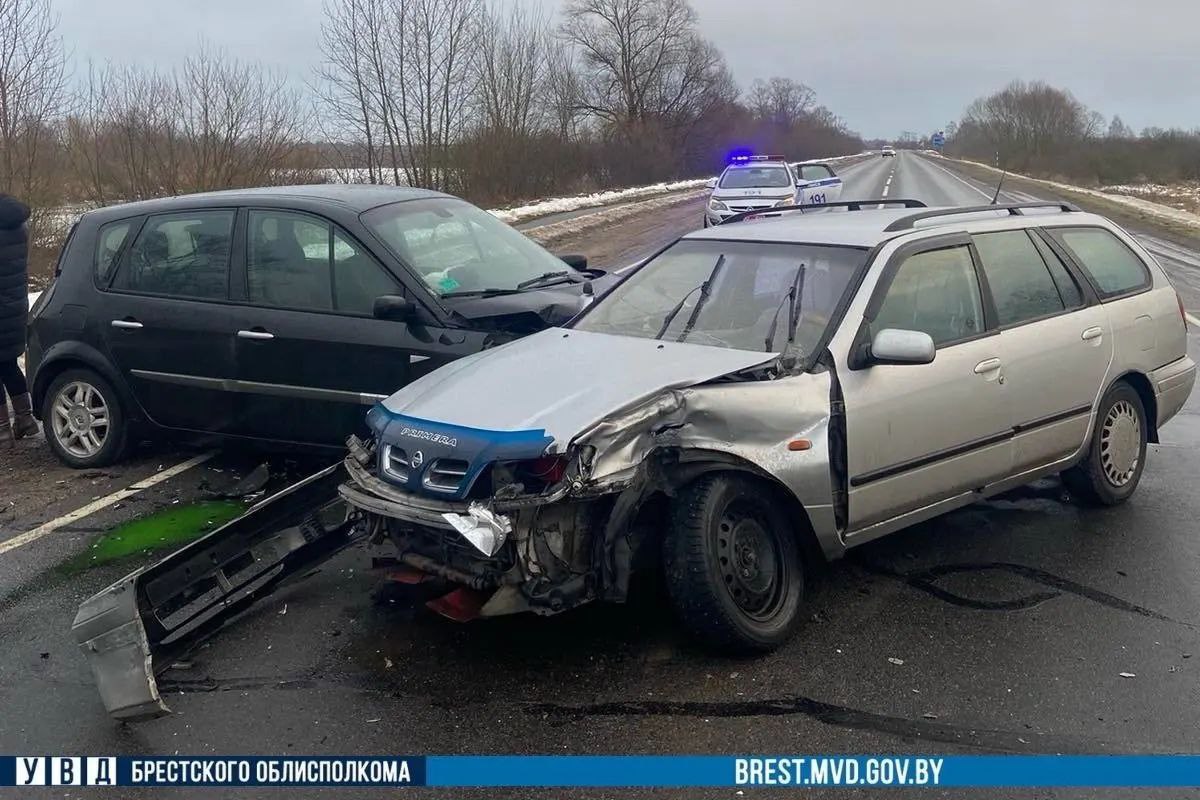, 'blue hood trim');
366,405,554,500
